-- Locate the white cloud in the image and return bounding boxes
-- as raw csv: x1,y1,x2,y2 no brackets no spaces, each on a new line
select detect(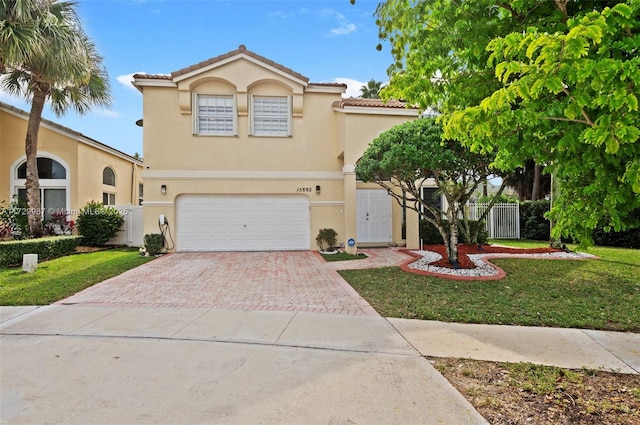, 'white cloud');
330,22,356,36
116,72,145,91
329,11,357,36
94,109,121,119
300,8,357,37
332,78,366,98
